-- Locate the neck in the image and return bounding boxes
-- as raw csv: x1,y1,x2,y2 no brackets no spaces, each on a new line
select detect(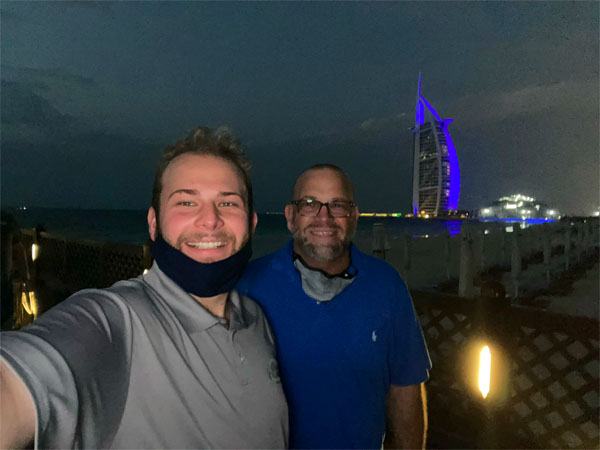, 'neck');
191,292,229,321
293,243,351,276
